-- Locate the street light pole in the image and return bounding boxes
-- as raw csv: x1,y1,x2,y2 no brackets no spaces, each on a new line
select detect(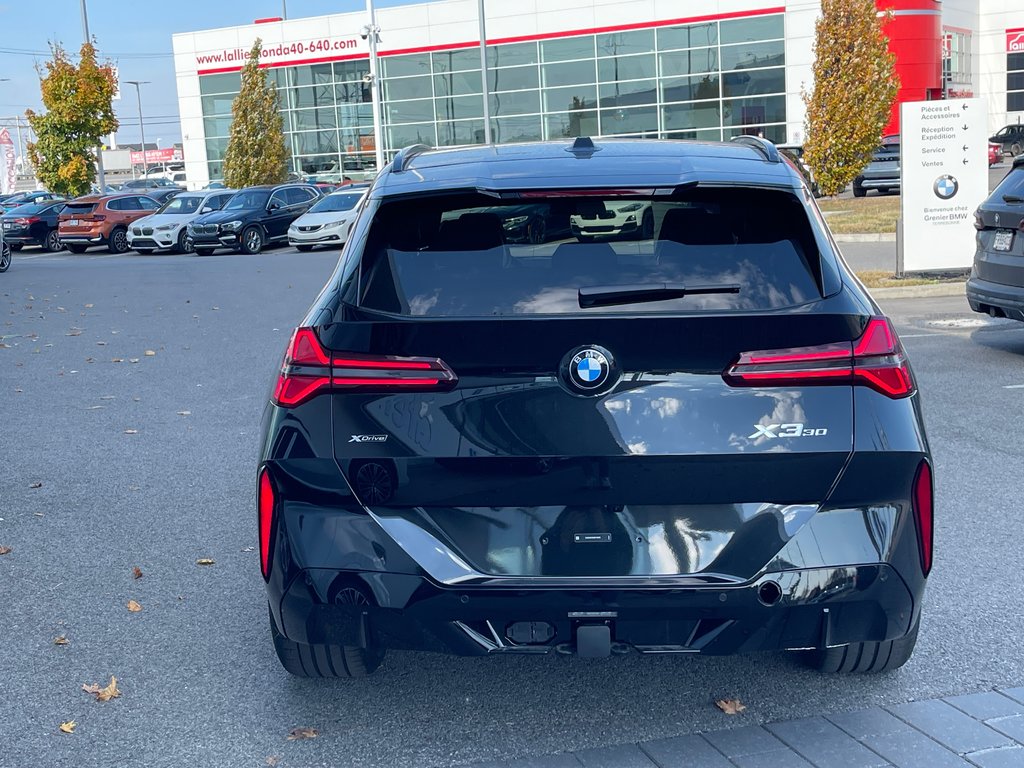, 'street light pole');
364,0,385,170
125,80,150,179
79,0,107,190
